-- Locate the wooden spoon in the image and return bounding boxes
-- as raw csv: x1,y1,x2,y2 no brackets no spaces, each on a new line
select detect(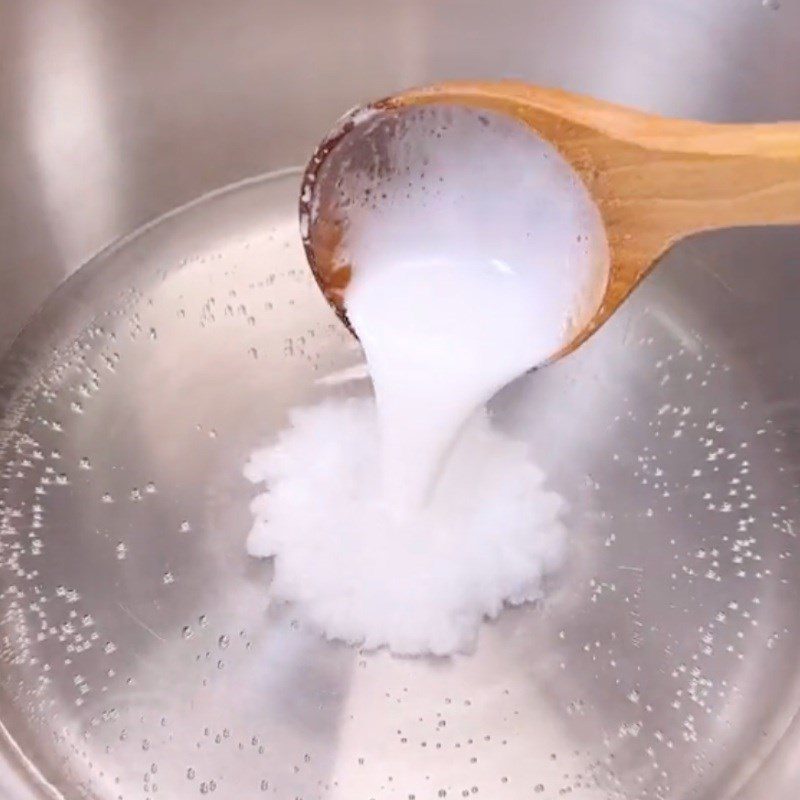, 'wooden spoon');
300,80,800,361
